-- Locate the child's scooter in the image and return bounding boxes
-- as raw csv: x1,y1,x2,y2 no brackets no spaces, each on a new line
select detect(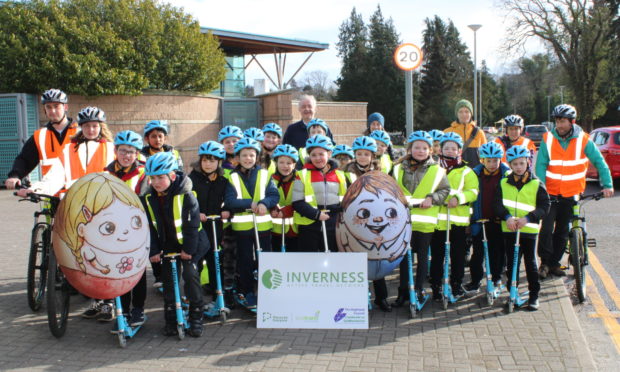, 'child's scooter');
320,209,330,253
164,253,189,340
280,214,287,252
477,219,504,306
234,209,262,313
442,207,463,310
202,215,230,323
406,242,430,317
110,296,147,348
506,229,529,313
